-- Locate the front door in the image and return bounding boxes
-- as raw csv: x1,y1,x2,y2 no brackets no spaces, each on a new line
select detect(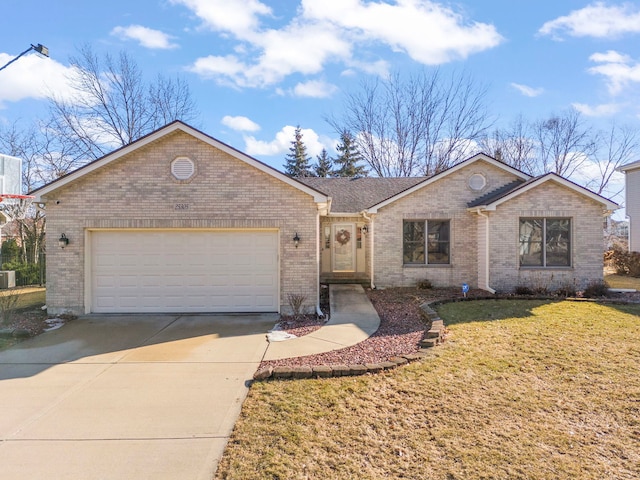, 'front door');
332,223,356,272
